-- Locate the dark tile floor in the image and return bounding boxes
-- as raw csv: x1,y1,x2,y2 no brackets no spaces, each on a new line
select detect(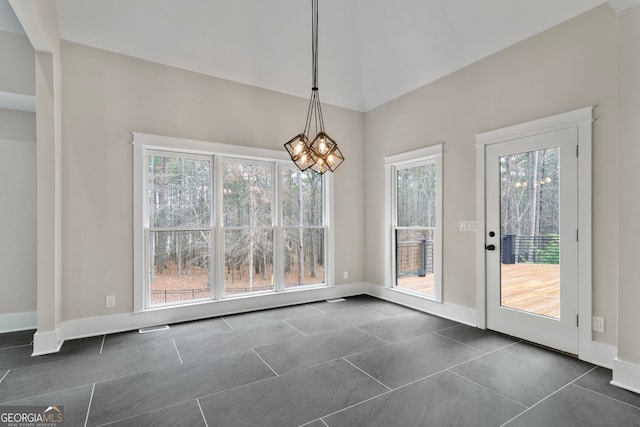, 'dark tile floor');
1,295,639,426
